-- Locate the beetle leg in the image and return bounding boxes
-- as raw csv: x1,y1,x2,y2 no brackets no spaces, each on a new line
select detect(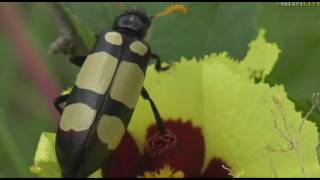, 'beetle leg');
141,87,166,133
70,56,87,67
141,87,184,153
54,94,70,114
150,53,171,72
